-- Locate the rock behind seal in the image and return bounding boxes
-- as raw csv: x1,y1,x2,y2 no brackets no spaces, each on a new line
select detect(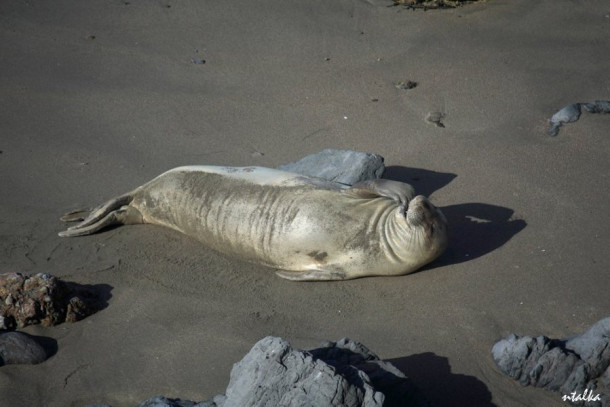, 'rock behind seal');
492,317,610,406
277,149,385,185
